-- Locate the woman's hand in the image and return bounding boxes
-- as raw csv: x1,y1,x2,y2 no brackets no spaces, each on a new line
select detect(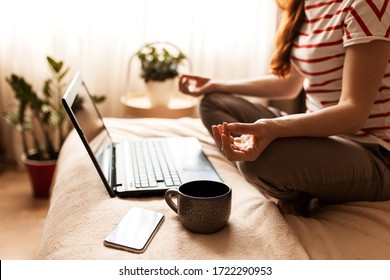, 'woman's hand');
212,121,277,161
178,74,212,97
